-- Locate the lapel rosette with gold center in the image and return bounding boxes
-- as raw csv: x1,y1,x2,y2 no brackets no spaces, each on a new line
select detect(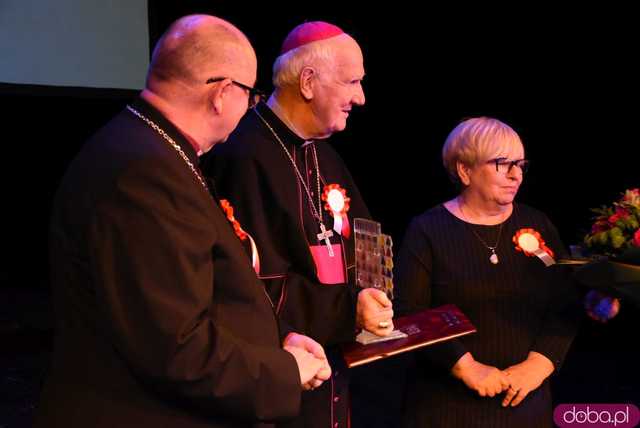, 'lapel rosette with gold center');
322,184,351,238
513,228,556,266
